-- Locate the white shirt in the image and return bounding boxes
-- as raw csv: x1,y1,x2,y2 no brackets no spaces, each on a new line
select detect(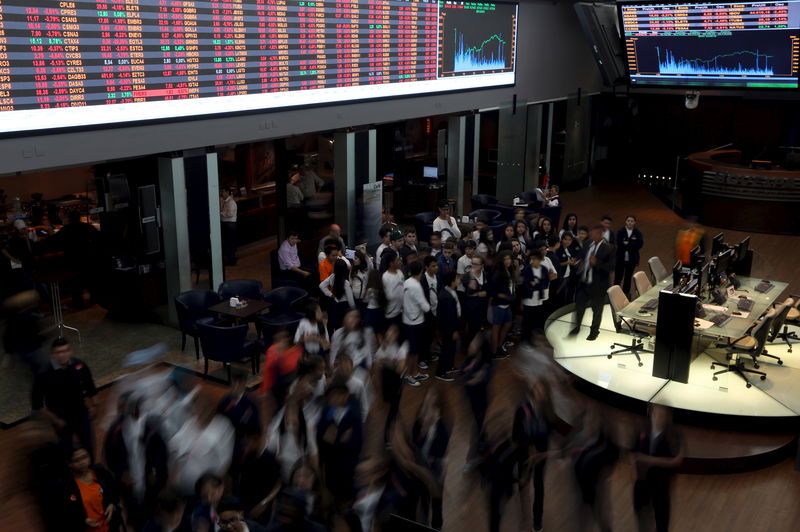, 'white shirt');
582,241,602,284
624,228,633,262
375,341,408,363
471,229,481,243
402,276,430,325
457,254,473,276
220,195,237,222
170,415,234,496
375,243,388,268
351,269,368,301
294,318,329,355
265,407,319,482
433,216,461,239
346,374,371,422
522,264,553,307
424,272,438,316
382,270,405,318
329,328,375,369
319,274,356,308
